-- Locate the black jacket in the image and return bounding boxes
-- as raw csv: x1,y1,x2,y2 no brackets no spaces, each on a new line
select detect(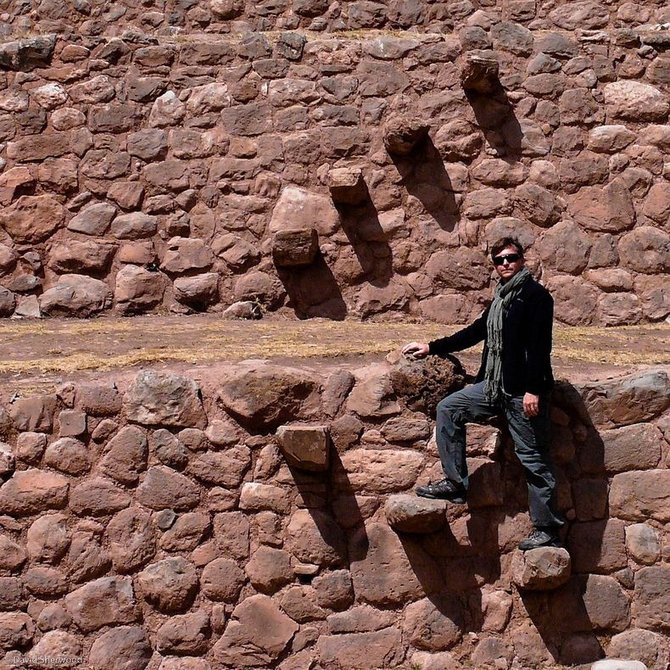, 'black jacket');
428,277,554,396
